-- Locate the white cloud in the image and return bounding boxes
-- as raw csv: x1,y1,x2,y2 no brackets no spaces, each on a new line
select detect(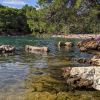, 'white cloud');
2,0,26,5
